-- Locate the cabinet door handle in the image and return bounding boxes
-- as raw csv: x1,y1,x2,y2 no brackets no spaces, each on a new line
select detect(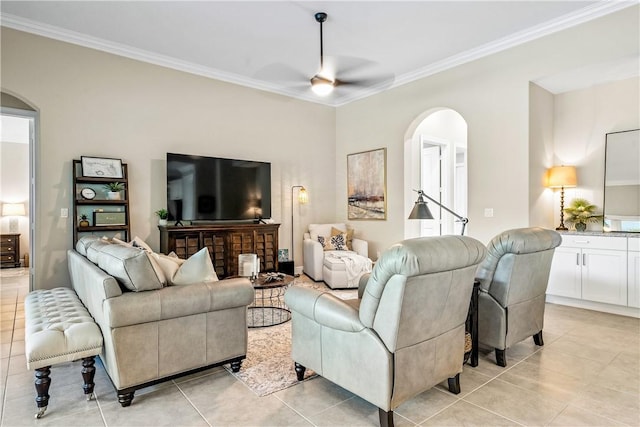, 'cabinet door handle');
583,253,586,266
574,240,589,244
576,253,580,266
